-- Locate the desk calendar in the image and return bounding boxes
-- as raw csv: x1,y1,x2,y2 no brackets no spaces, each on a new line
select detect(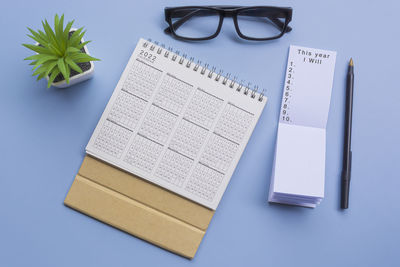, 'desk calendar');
269,45,337,208
86,38,267,210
